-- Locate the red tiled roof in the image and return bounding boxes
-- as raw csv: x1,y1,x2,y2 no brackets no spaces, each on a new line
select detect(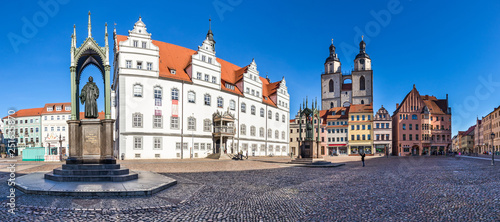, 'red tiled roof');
349,104,373,113
290,119,295,123
2,108,43,119
116,35,280,106
41,102,71,114
463,125,476,136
